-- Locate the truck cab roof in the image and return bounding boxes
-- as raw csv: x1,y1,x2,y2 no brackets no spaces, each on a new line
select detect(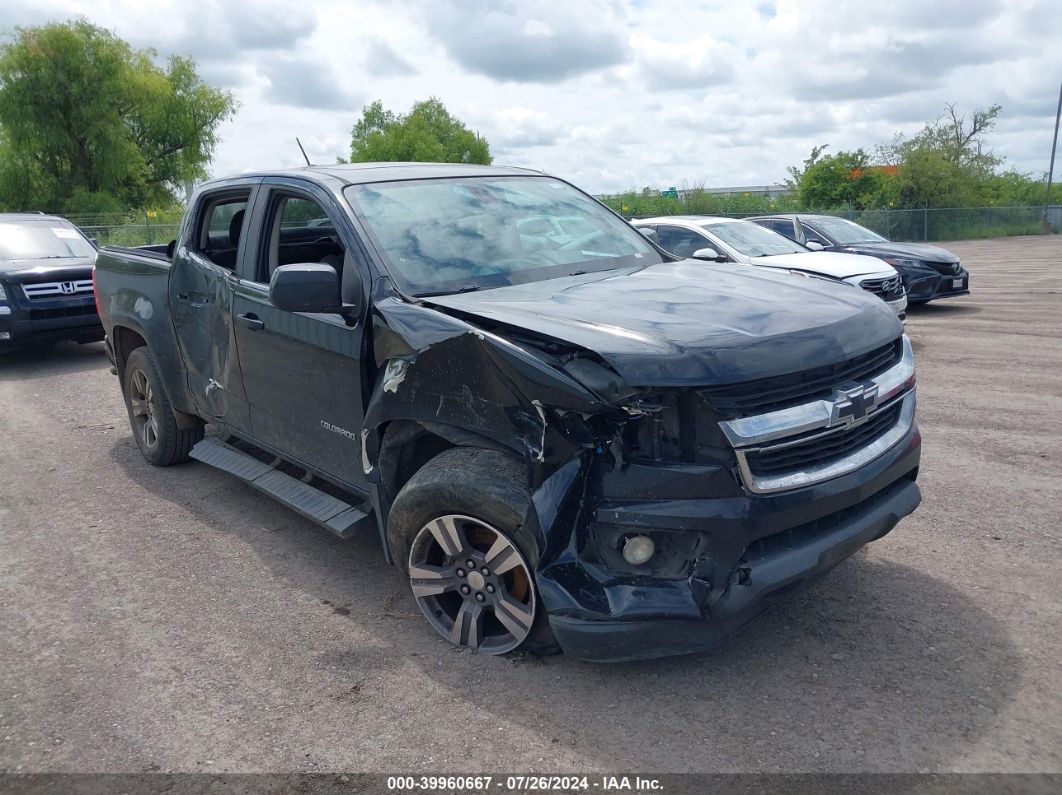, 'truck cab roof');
208,162,544,188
